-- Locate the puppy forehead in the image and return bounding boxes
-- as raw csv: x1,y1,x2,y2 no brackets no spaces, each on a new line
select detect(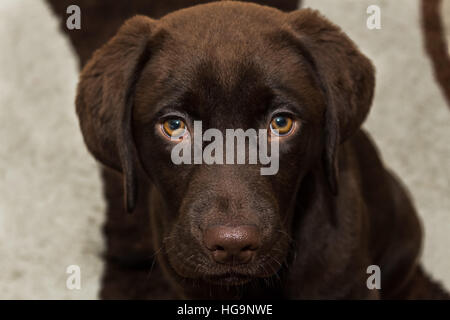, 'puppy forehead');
156,1,288,72
134,3,323,123
136,58,273,128
136,51,315,125
160,2,285,37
